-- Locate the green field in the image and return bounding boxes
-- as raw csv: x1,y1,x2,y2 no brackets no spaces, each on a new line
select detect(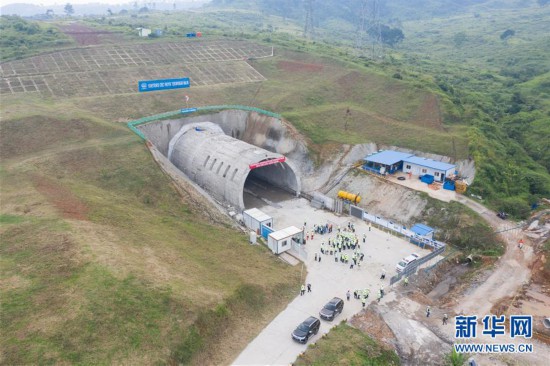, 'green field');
0,105,301,364
295,323,400,366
